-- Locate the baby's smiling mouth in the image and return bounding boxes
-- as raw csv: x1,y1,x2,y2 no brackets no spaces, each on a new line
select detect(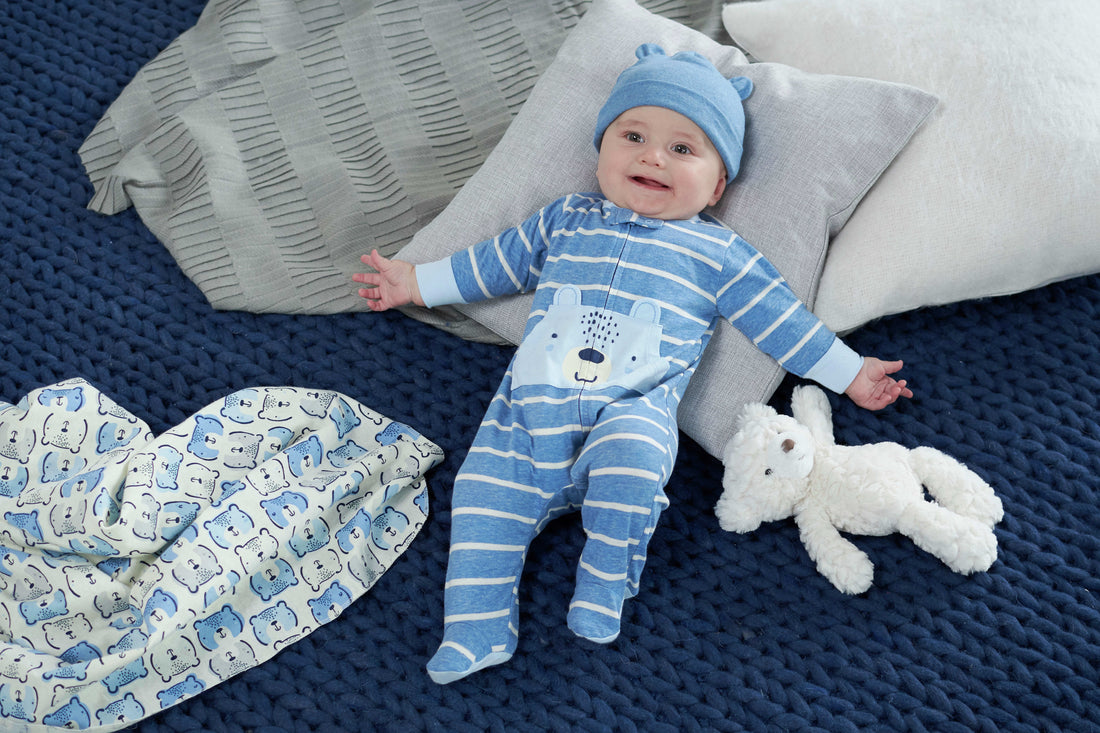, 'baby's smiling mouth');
630,175,669,190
